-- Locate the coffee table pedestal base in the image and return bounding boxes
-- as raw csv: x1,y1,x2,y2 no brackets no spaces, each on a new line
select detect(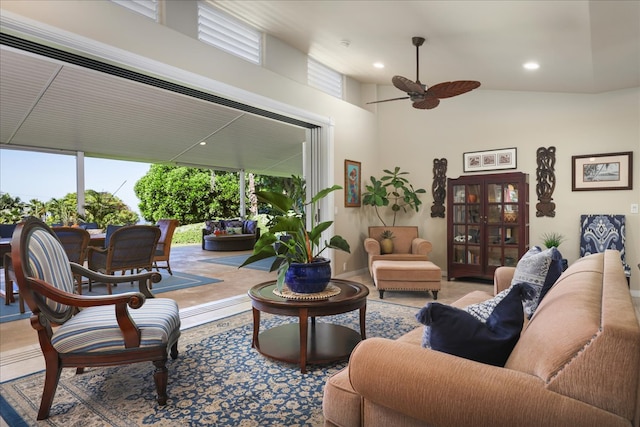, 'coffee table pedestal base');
254,323,361,373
